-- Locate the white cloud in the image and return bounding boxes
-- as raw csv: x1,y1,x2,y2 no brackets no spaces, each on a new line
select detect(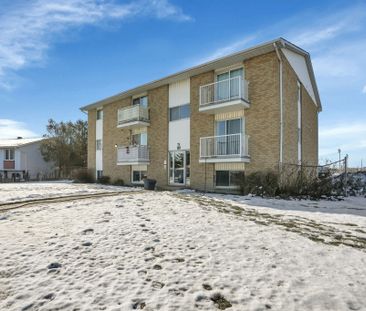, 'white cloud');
0,119,38,139
320,123,366,139
0,0,191,89
362,85,366,93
